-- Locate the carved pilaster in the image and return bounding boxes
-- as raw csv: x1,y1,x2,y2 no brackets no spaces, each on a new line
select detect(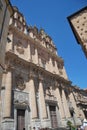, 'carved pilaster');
39,78,47,119
4,70,12,118
54,86,65,119
61,88,71,118
29,74,38,119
